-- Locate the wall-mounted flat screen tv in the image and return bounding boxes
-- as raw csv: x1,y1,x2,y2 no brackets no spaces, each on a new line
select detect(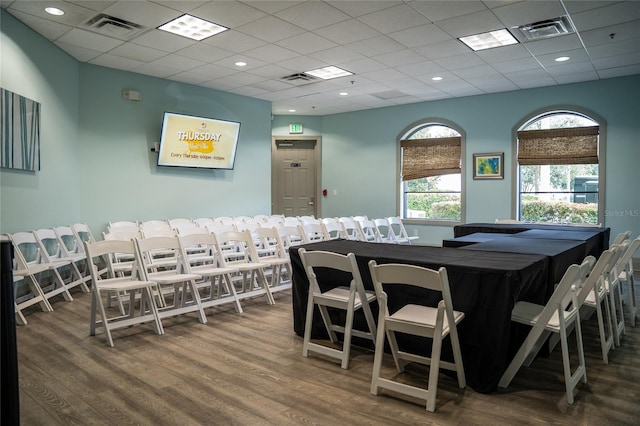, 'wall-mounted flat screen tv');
157,112,240,170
